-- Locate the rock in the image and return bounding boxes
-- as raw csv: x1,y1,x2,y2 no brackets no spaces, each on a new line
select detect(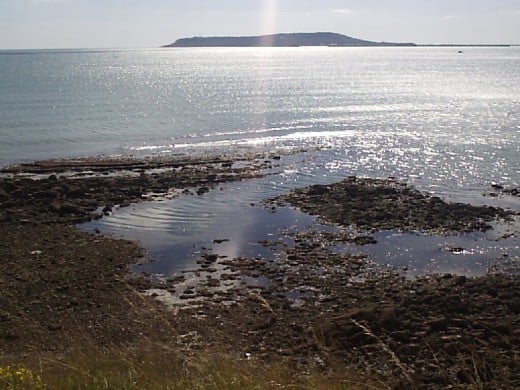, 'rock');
102,205,113,215
429,317,449,332
47,323,62,331
494,320,513,336
48,174,58,181
307,184,330,196
443,245,465,254
352,235,377,245
207,279,220,287
254,316,276,330
380,307,400,331
34,189,59,199
508,299,520,314
203,254,218,263
196,186,210,195
456,369,474,384
1,330,18,340
58,203,82,216
213,239,229,244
